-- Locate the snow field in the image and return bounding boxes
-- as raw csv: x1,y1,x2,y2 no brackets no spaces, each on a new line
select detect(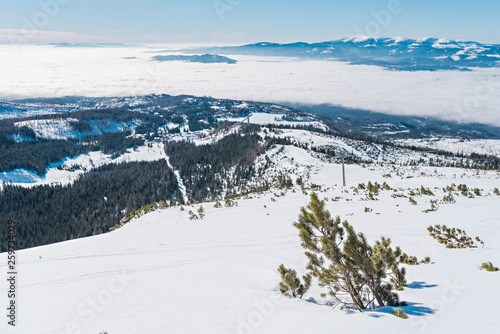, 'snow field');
1,146,499,333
